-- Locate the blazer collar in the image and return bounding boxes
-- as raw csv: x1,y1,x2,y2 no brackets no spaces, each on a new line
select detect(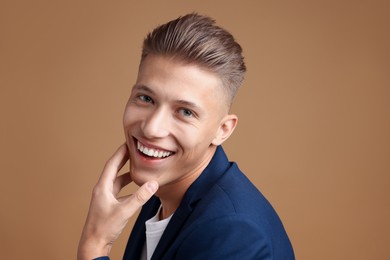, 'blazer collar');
179,145,230,207
152,145,231,259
